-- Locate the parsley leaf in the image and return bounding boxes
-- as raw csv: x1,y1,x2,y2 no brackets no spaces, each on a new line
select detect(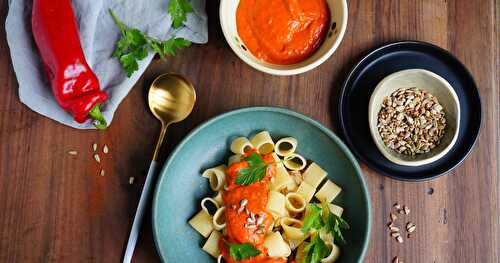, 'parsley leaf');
302,235,329,263
228,242,261,261
302,204,324,233
168,0,193,28
109,9,192,77
324,212,350,244
235,152,268,185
